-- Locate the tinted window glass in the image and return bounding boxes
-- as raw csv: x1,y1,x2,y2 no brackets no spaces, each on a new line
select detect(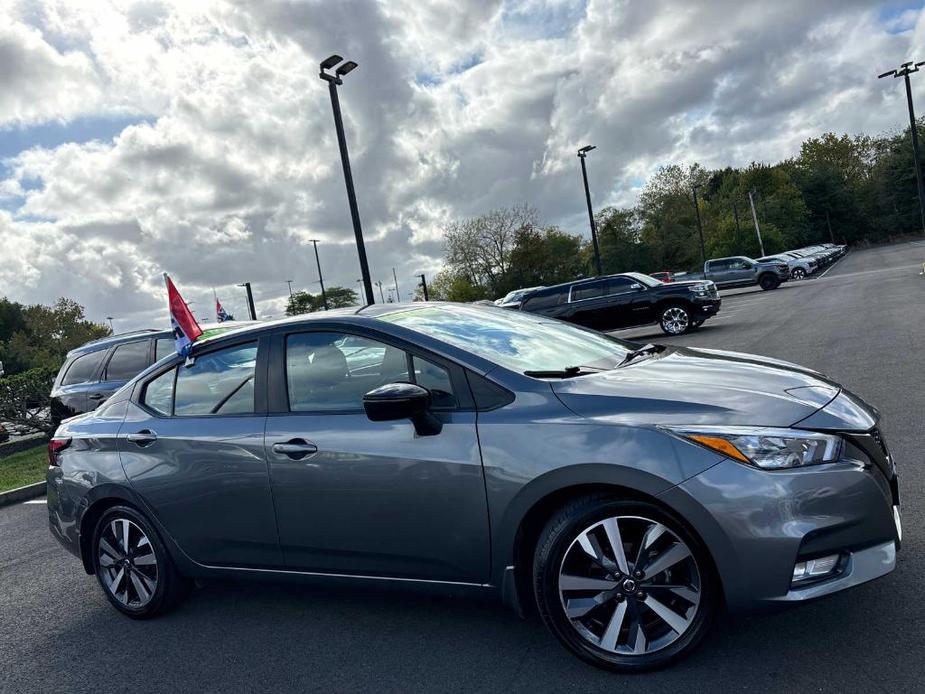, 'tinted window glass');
143,368,175,415
522,289,567,311
707,259,730,271
174,342,257,416
412,356,456,409
155,338,174,361
104,340,150,381
604,277,635,295
571,281,603,301
61,351,106,386
287,333,409,412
